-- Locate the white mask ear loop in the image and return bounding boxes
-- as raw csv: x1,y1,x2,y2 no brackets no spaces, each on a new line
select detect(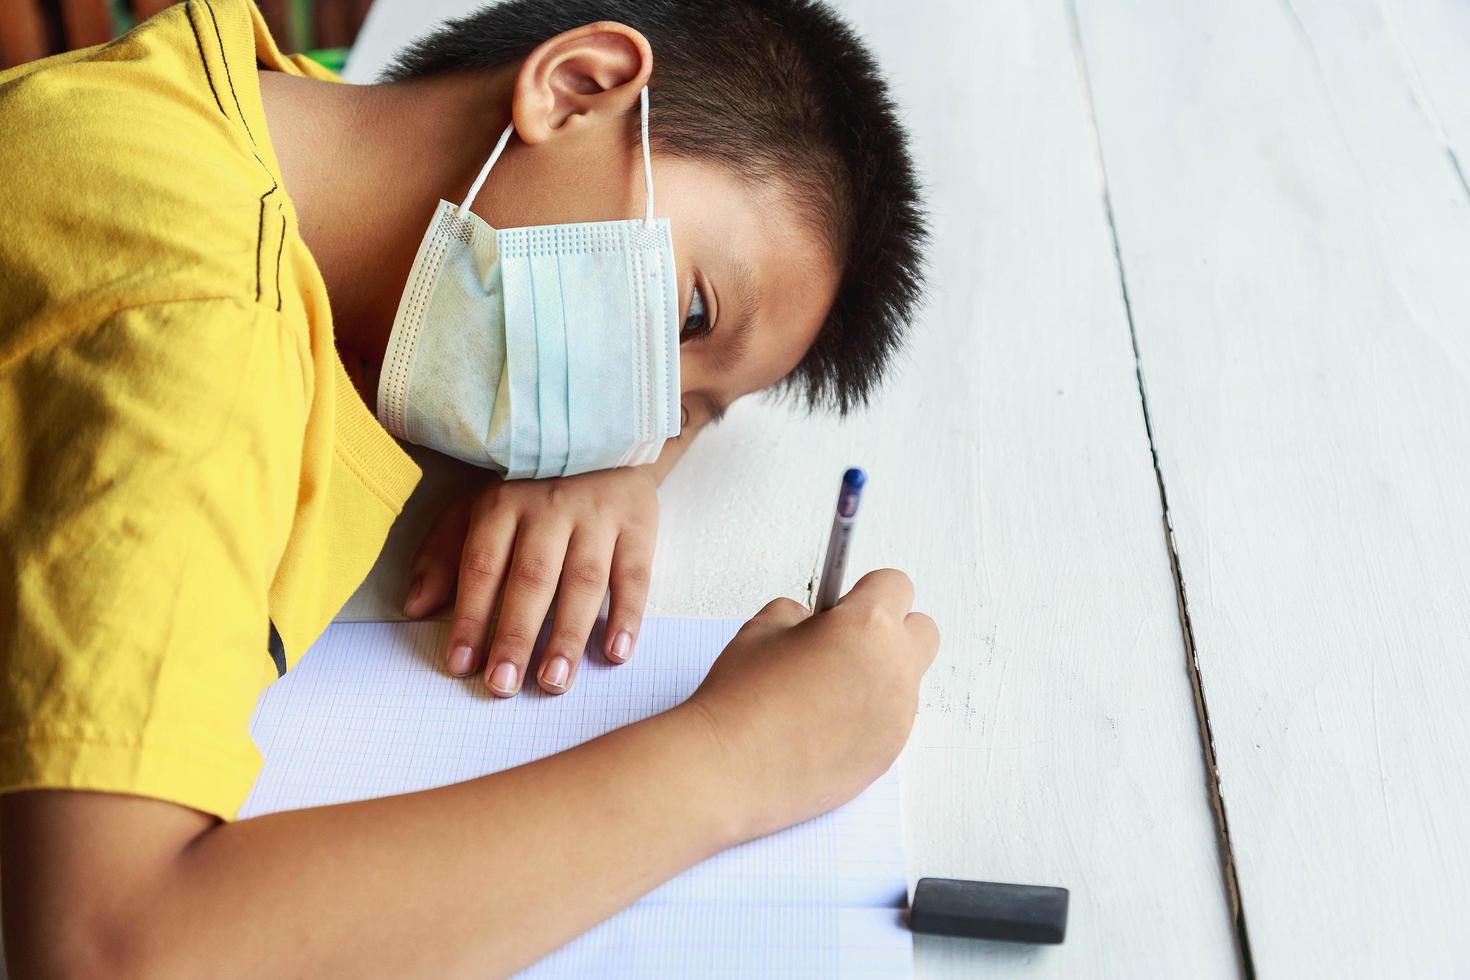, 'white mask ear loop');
458,121,516,215
639,85,655,228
